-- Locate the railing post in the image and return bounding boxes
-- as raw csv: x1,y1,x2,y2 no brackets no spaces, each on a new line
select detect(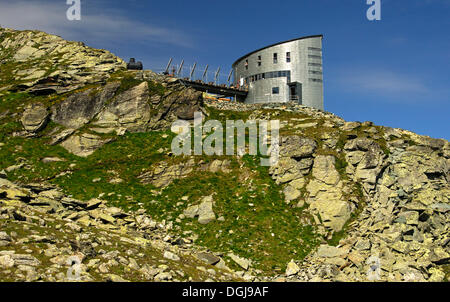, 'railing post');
164,58,173,74
177,60,184,77
190,63,197,81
